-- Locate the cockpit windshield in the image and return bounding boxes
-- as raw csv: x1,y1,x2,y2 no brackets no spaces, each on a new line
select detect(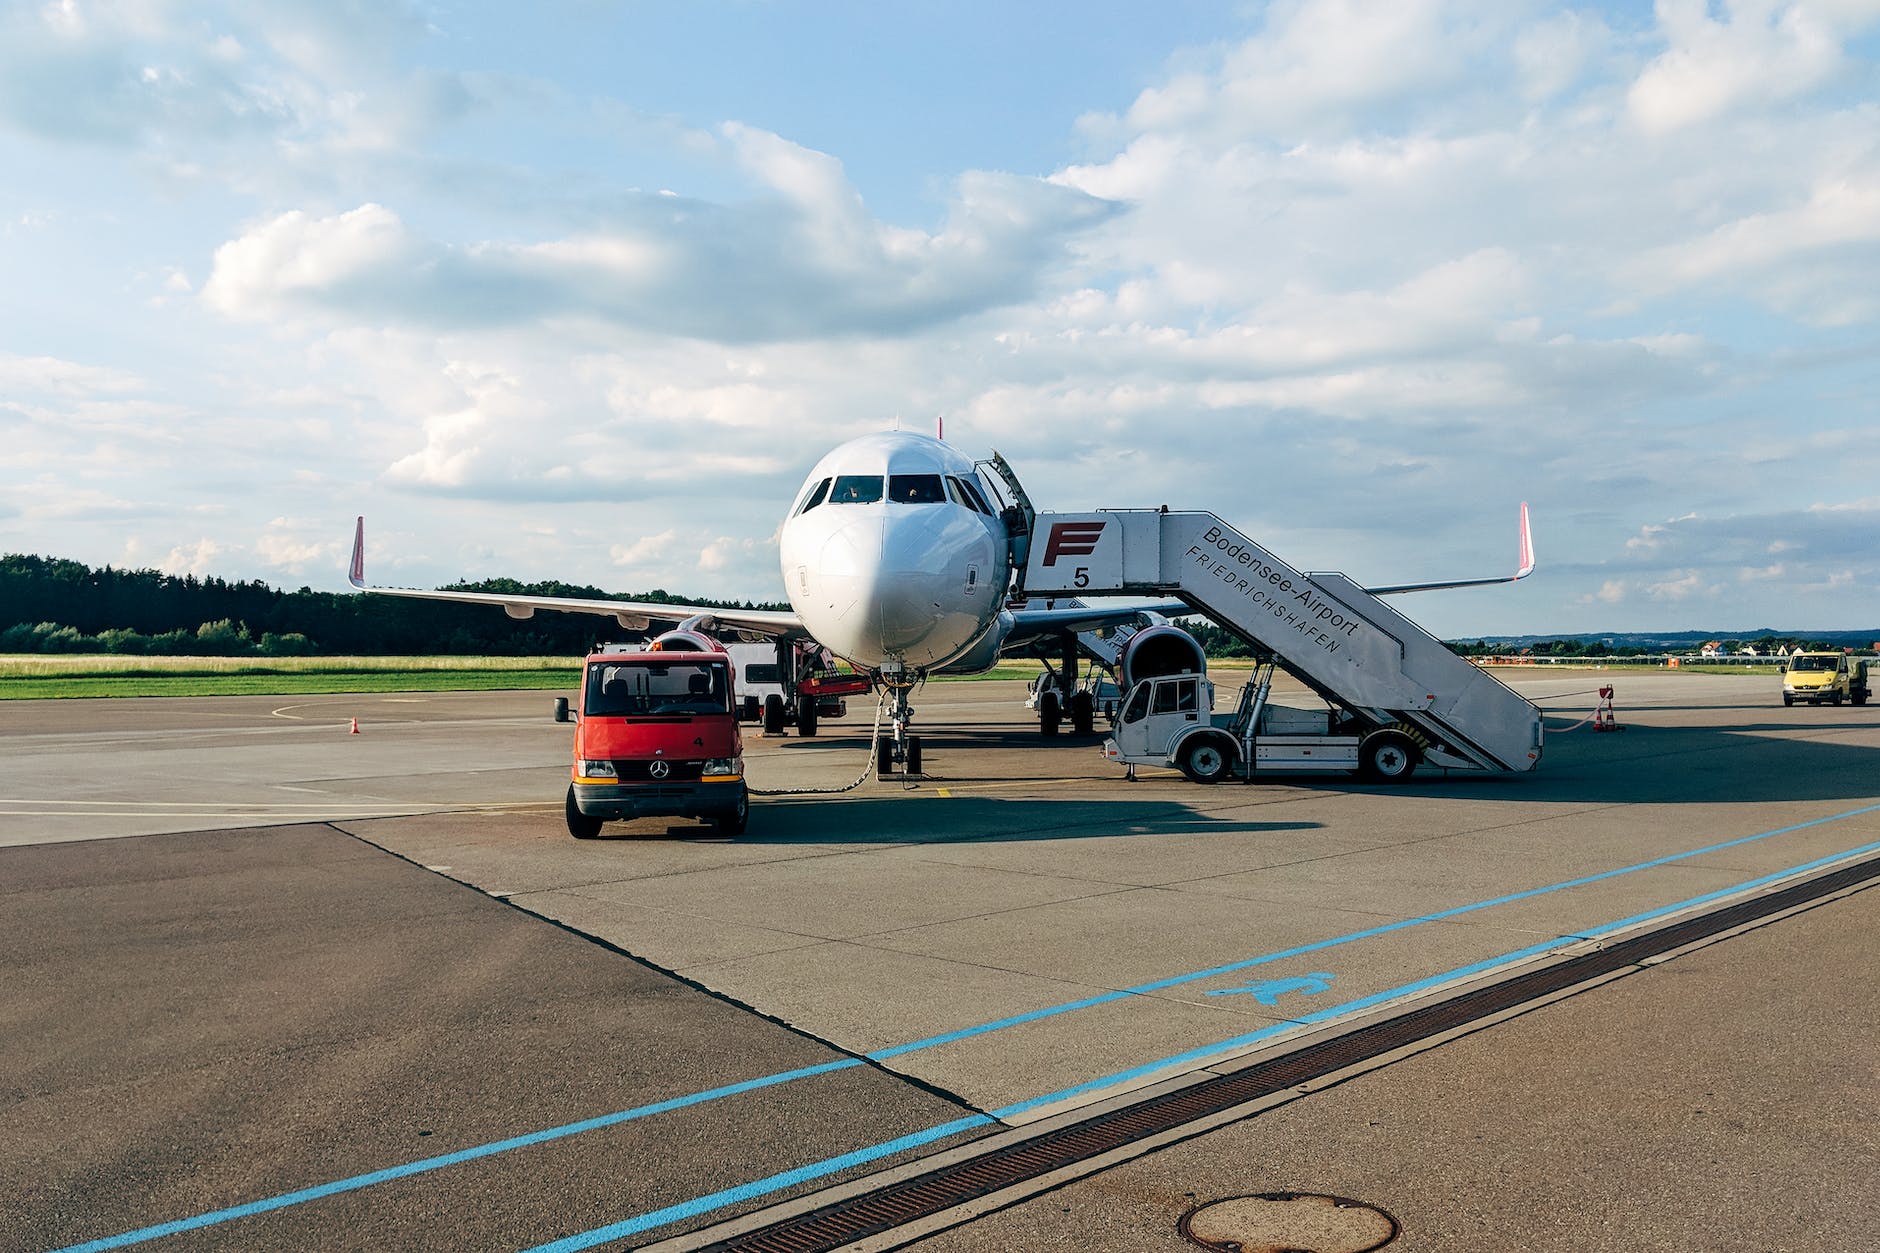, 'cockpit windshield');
888,474,945,503
796,478,832,515
584,660,730,718
830,475,884,504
